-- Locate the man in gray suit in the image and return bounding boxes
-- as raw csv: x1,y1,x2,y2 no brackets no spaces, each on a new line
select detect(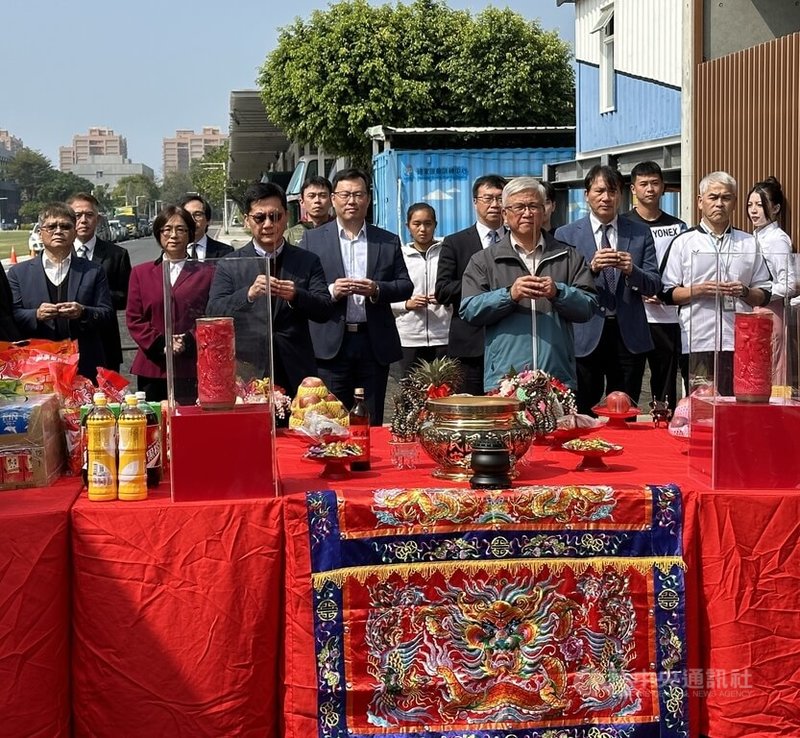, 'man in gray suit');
300,167,412,423
555,165,660,414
